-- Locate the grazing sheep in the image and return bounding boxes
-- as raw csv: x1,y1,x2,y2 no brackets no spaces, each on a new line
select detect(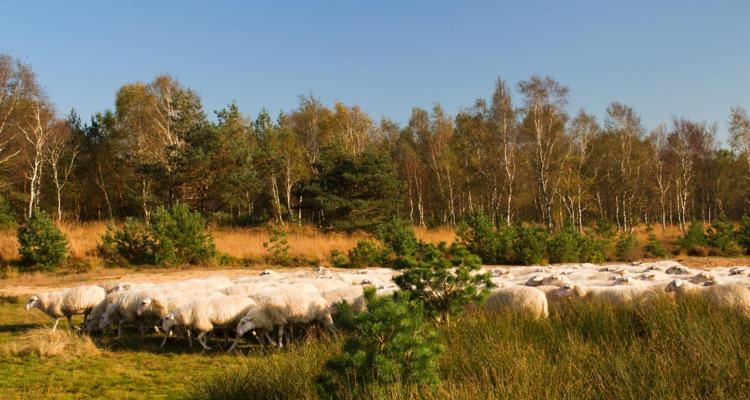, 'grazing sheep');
163,295,258,351
233,290,335,350
320,285,366,313
25,285,106,331
689,272,715,285
666,265,691,275
555,283,660,306
665,279,750,316
85,290,127,333
729,267,747,276
525,274,570,287
485,286,548,319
